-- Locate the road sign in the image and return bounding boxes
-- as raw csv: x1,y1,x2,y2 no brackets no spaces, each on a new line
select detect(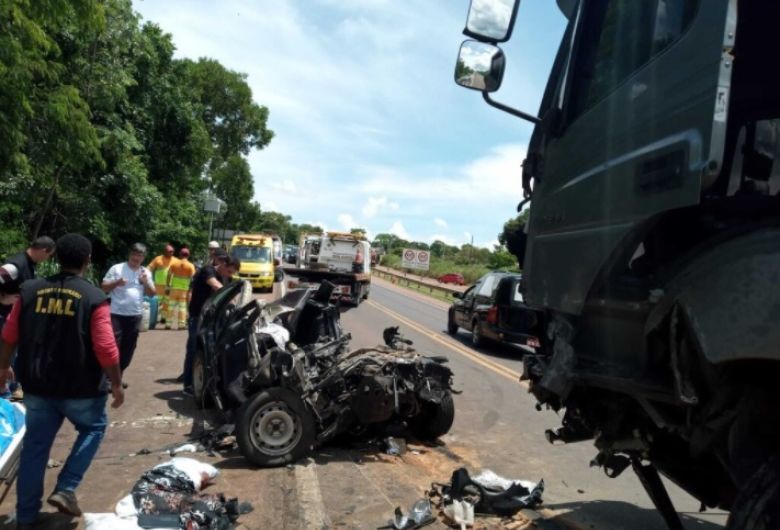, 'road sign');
401,248,431,271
